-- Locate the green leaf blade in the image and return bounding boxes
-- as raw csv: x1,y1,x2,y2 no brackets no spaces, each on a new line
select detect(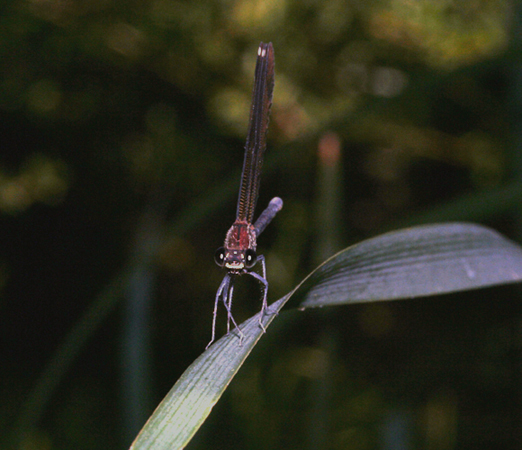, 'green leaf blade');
130,222,522,449
295,223,522,308
129,297,286,450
